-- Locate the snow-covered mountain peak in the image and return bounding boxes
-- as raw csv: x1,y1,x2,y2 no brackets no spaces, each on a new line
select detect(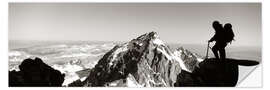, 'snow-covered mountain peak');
83,32,191,87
